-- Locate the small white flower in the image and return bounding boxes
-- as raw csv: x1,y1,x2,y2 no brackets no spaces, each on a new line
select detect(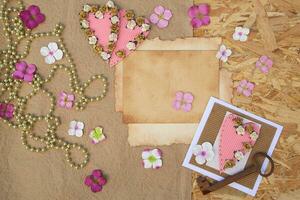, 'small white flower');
141,23,150,32
142,148,162,169
126,20,136,30
88,36,98,45
83,4,91,12
40,42,63,65
216,44,232,63
233,26,250,42
101,52,111,61
192,142,214,165
95,10,104,19
68,120,84,137
80,20,89,29
250,131,258,141
234,151,244,161
126,42,136,50
110,16,119,24
236,125,245,136
106,0,115,8
108,33,118,42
